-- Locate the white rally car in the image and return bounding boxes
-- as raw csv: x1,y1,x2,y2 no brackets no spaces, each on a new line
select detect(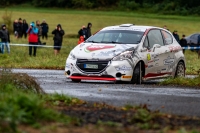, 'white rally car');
65,24,185,84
